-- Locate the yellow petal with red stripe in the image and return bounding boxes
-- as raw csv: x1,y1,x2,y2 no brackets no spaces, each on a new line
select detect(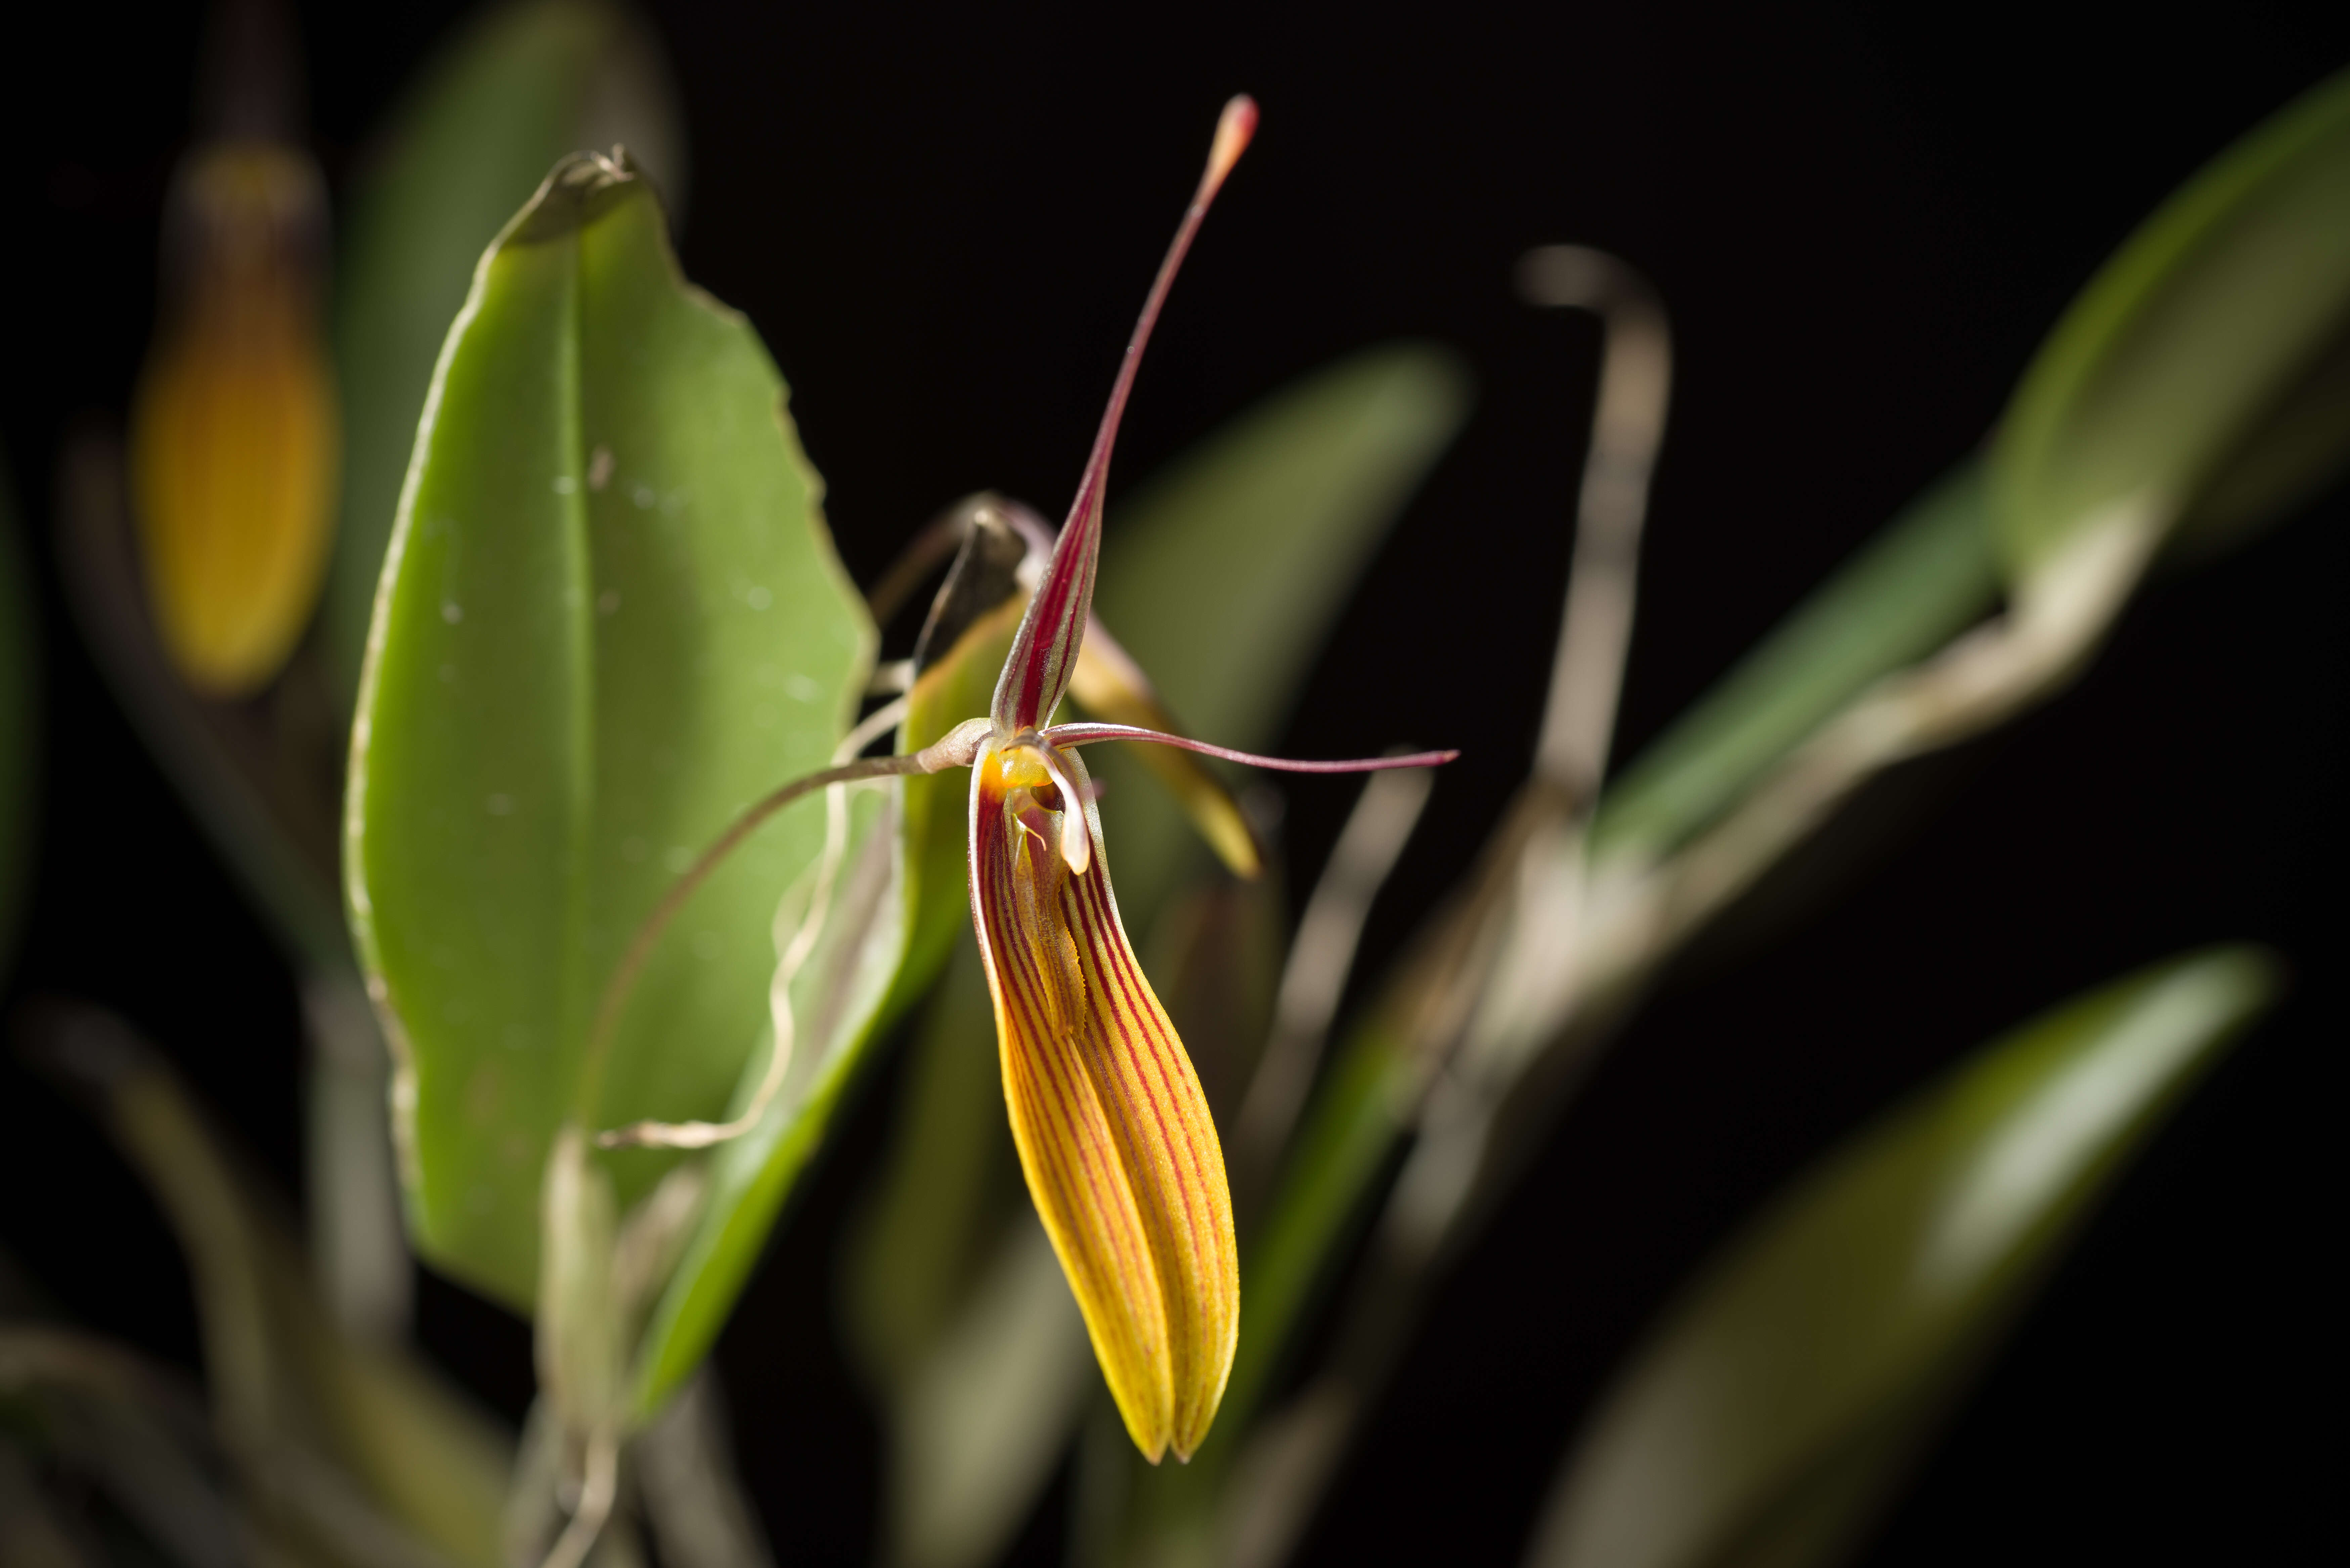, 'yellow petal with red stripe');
967,738,1239,1462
